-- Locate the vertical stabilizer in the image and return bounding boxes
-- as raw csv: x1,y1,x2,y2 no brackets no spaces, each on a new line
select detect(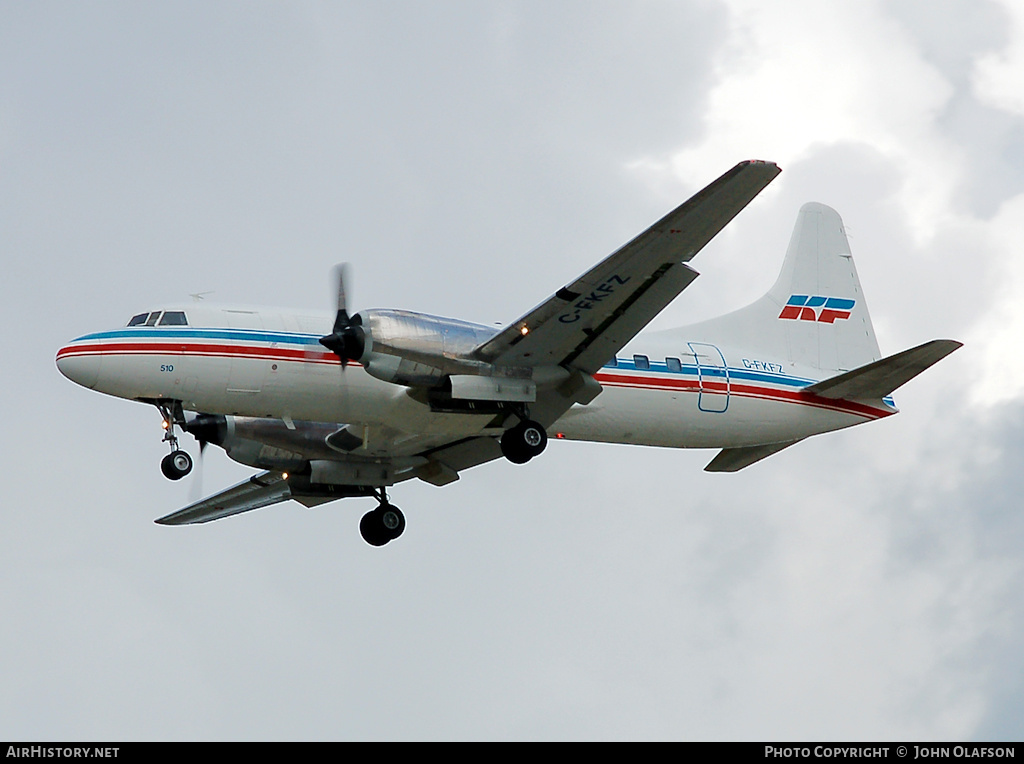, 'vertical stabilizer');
682,203,881,371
